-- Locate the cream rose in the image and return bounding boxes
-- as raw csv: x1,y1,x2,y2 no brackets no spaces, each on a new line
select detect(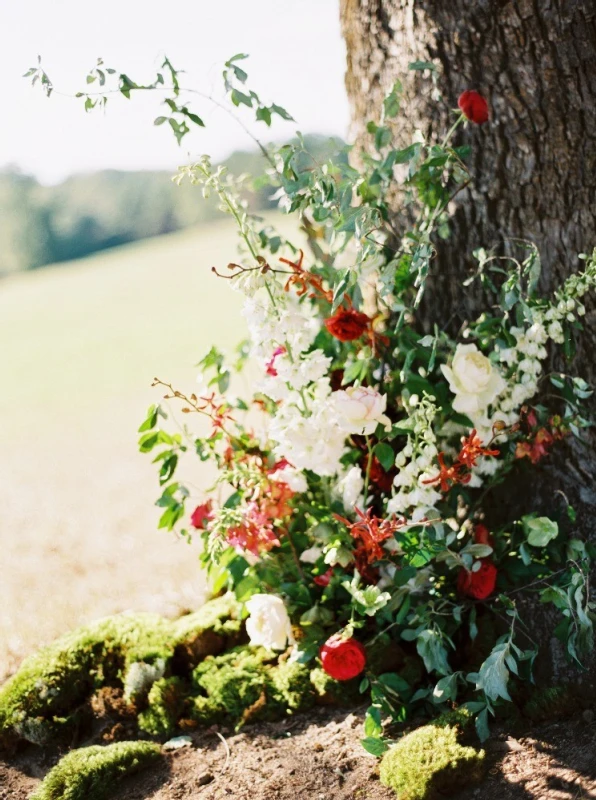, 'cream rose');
245,594,294,651
441,344,506,415
334,386,391,435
